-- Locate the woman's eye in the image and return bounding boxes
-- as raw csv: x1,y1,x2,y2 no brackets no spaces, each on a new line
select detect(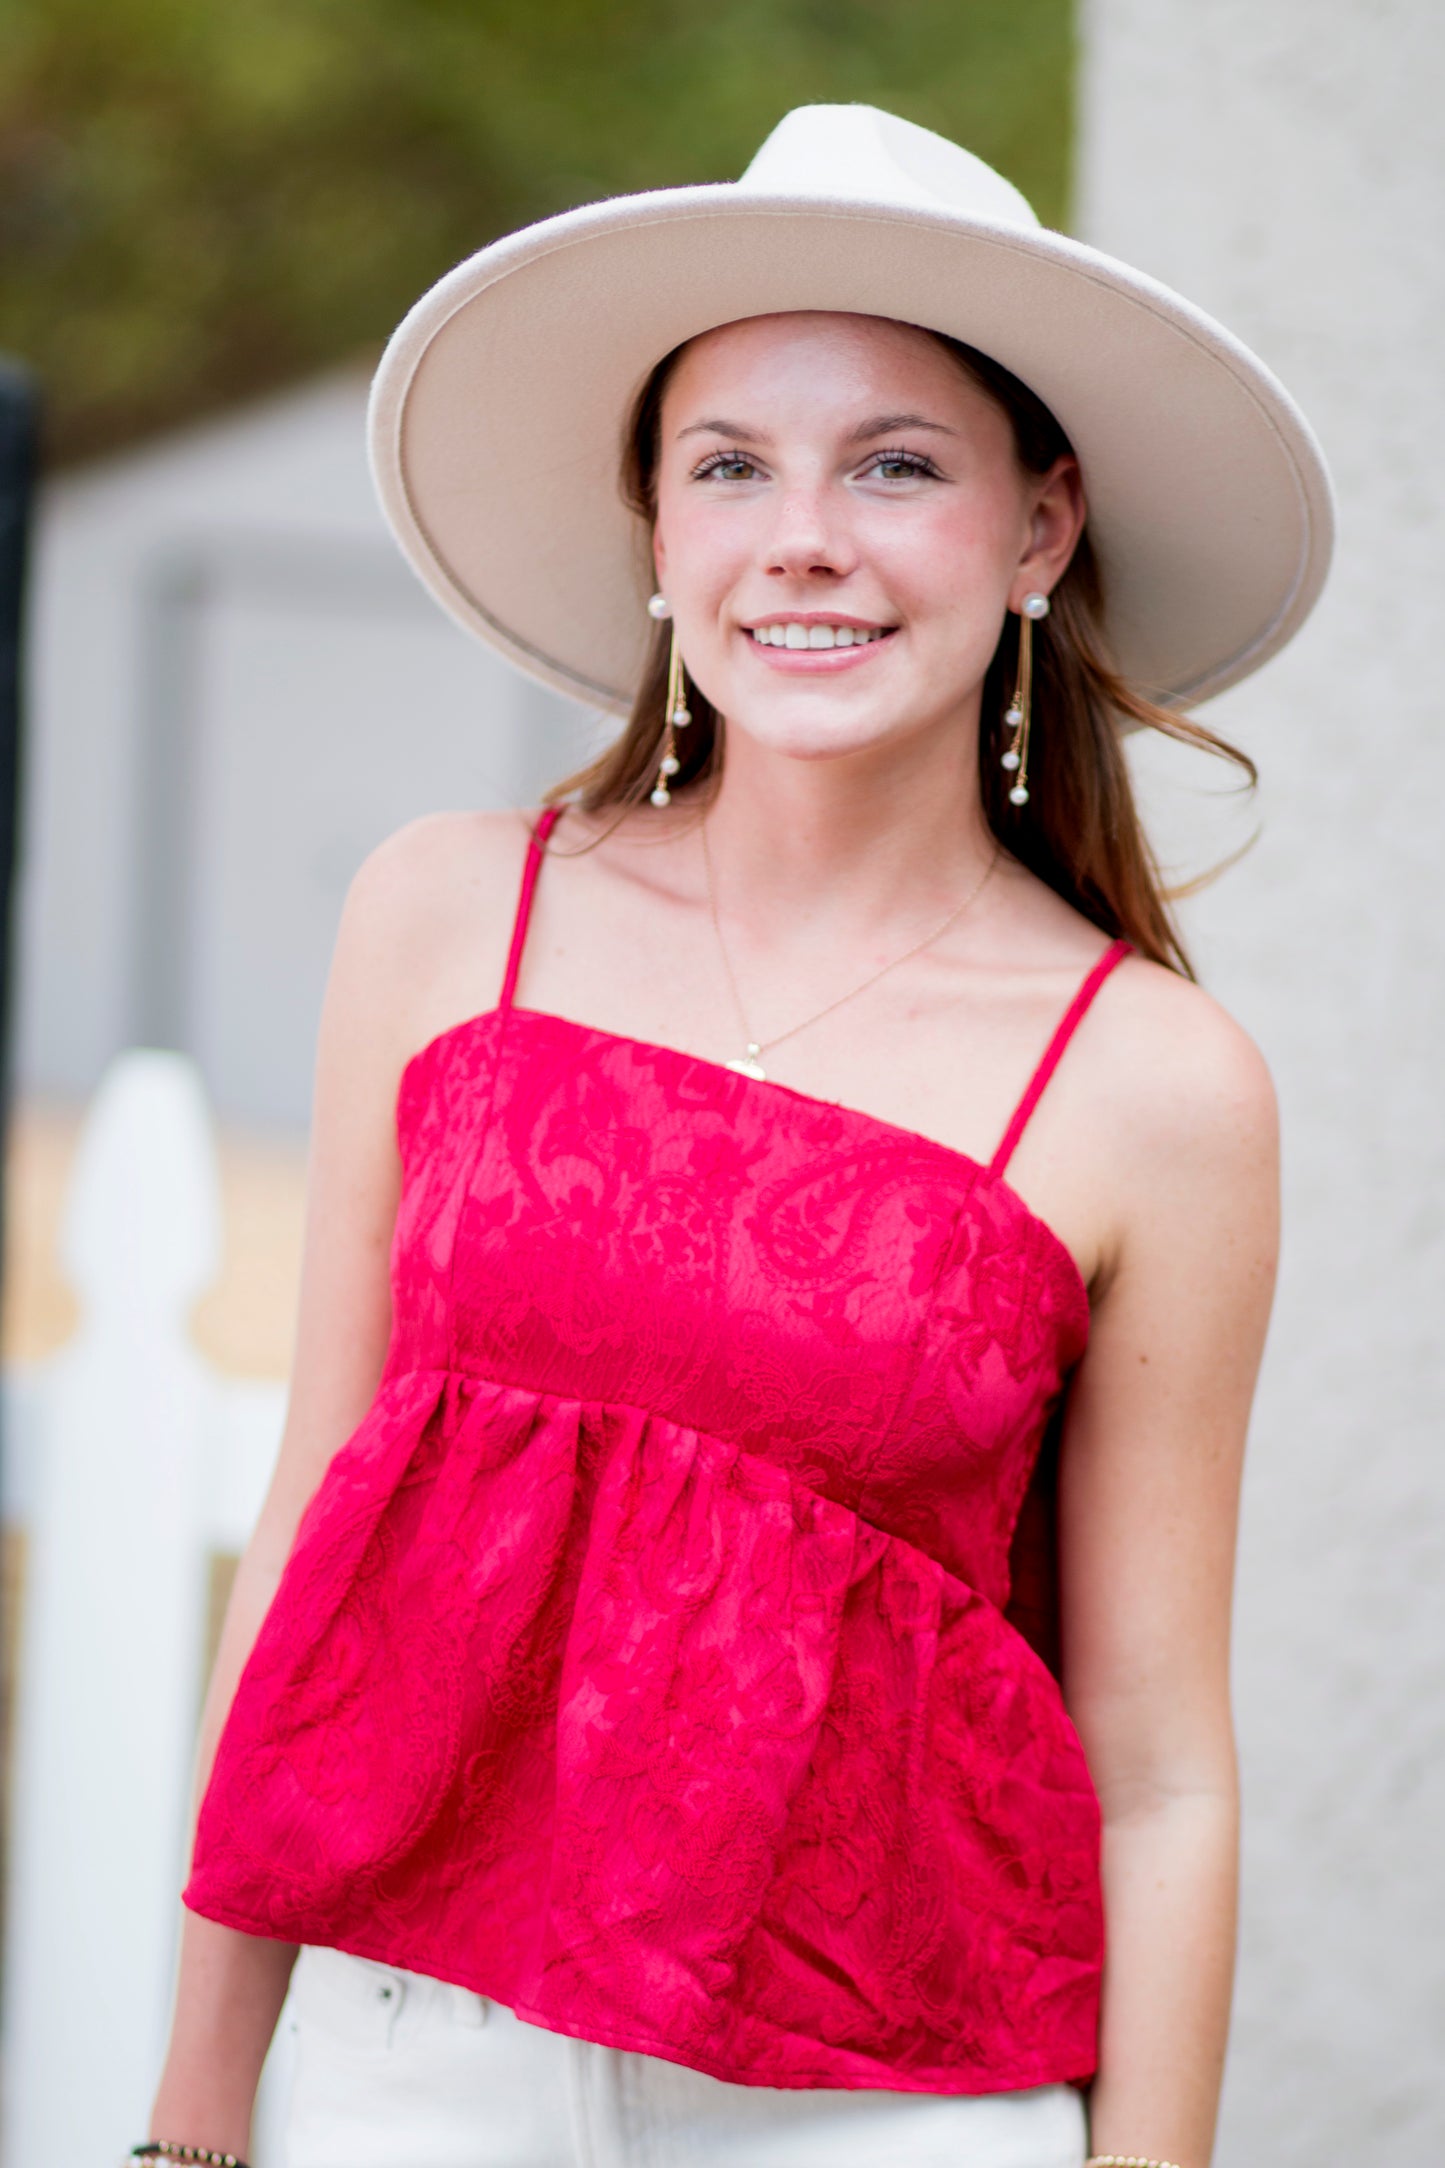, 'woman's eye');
867,450,938,481
693,451,762,482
